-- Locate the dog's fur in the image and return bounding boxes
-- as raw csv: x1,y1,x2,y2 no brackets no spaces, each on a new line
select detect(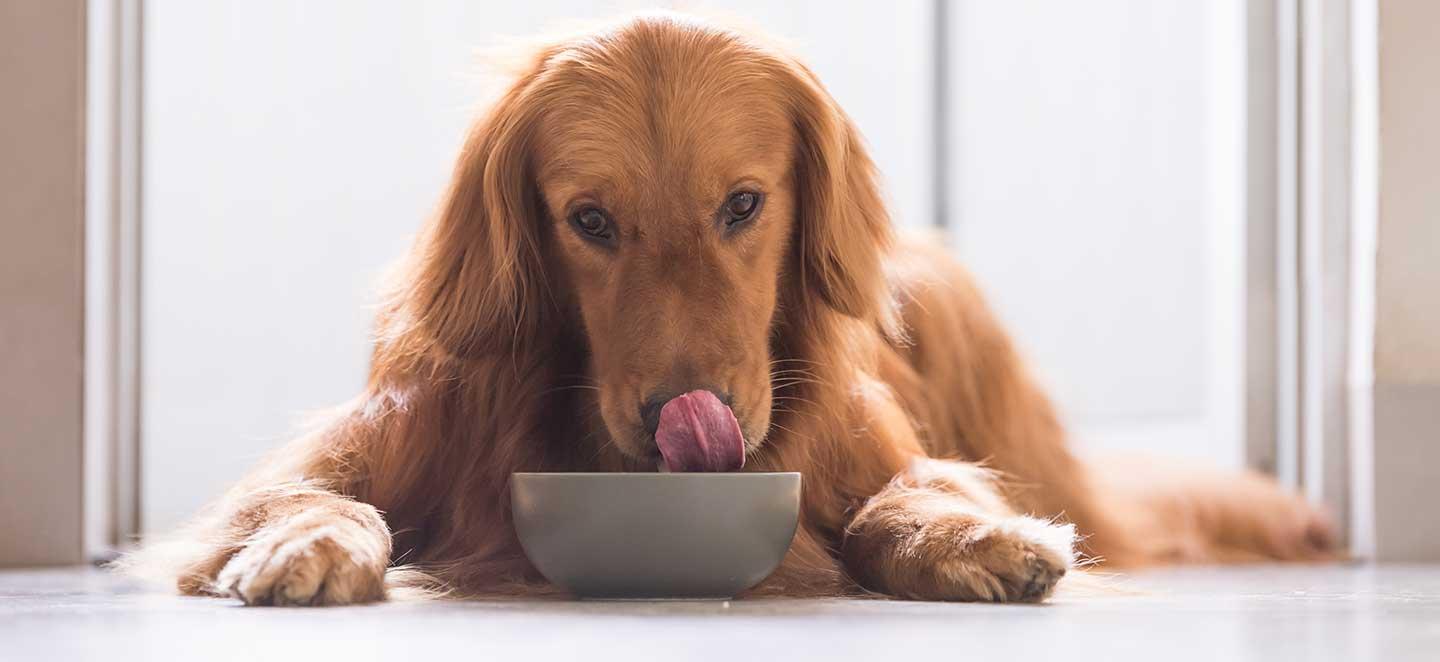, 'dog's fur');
127,15,1334,605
